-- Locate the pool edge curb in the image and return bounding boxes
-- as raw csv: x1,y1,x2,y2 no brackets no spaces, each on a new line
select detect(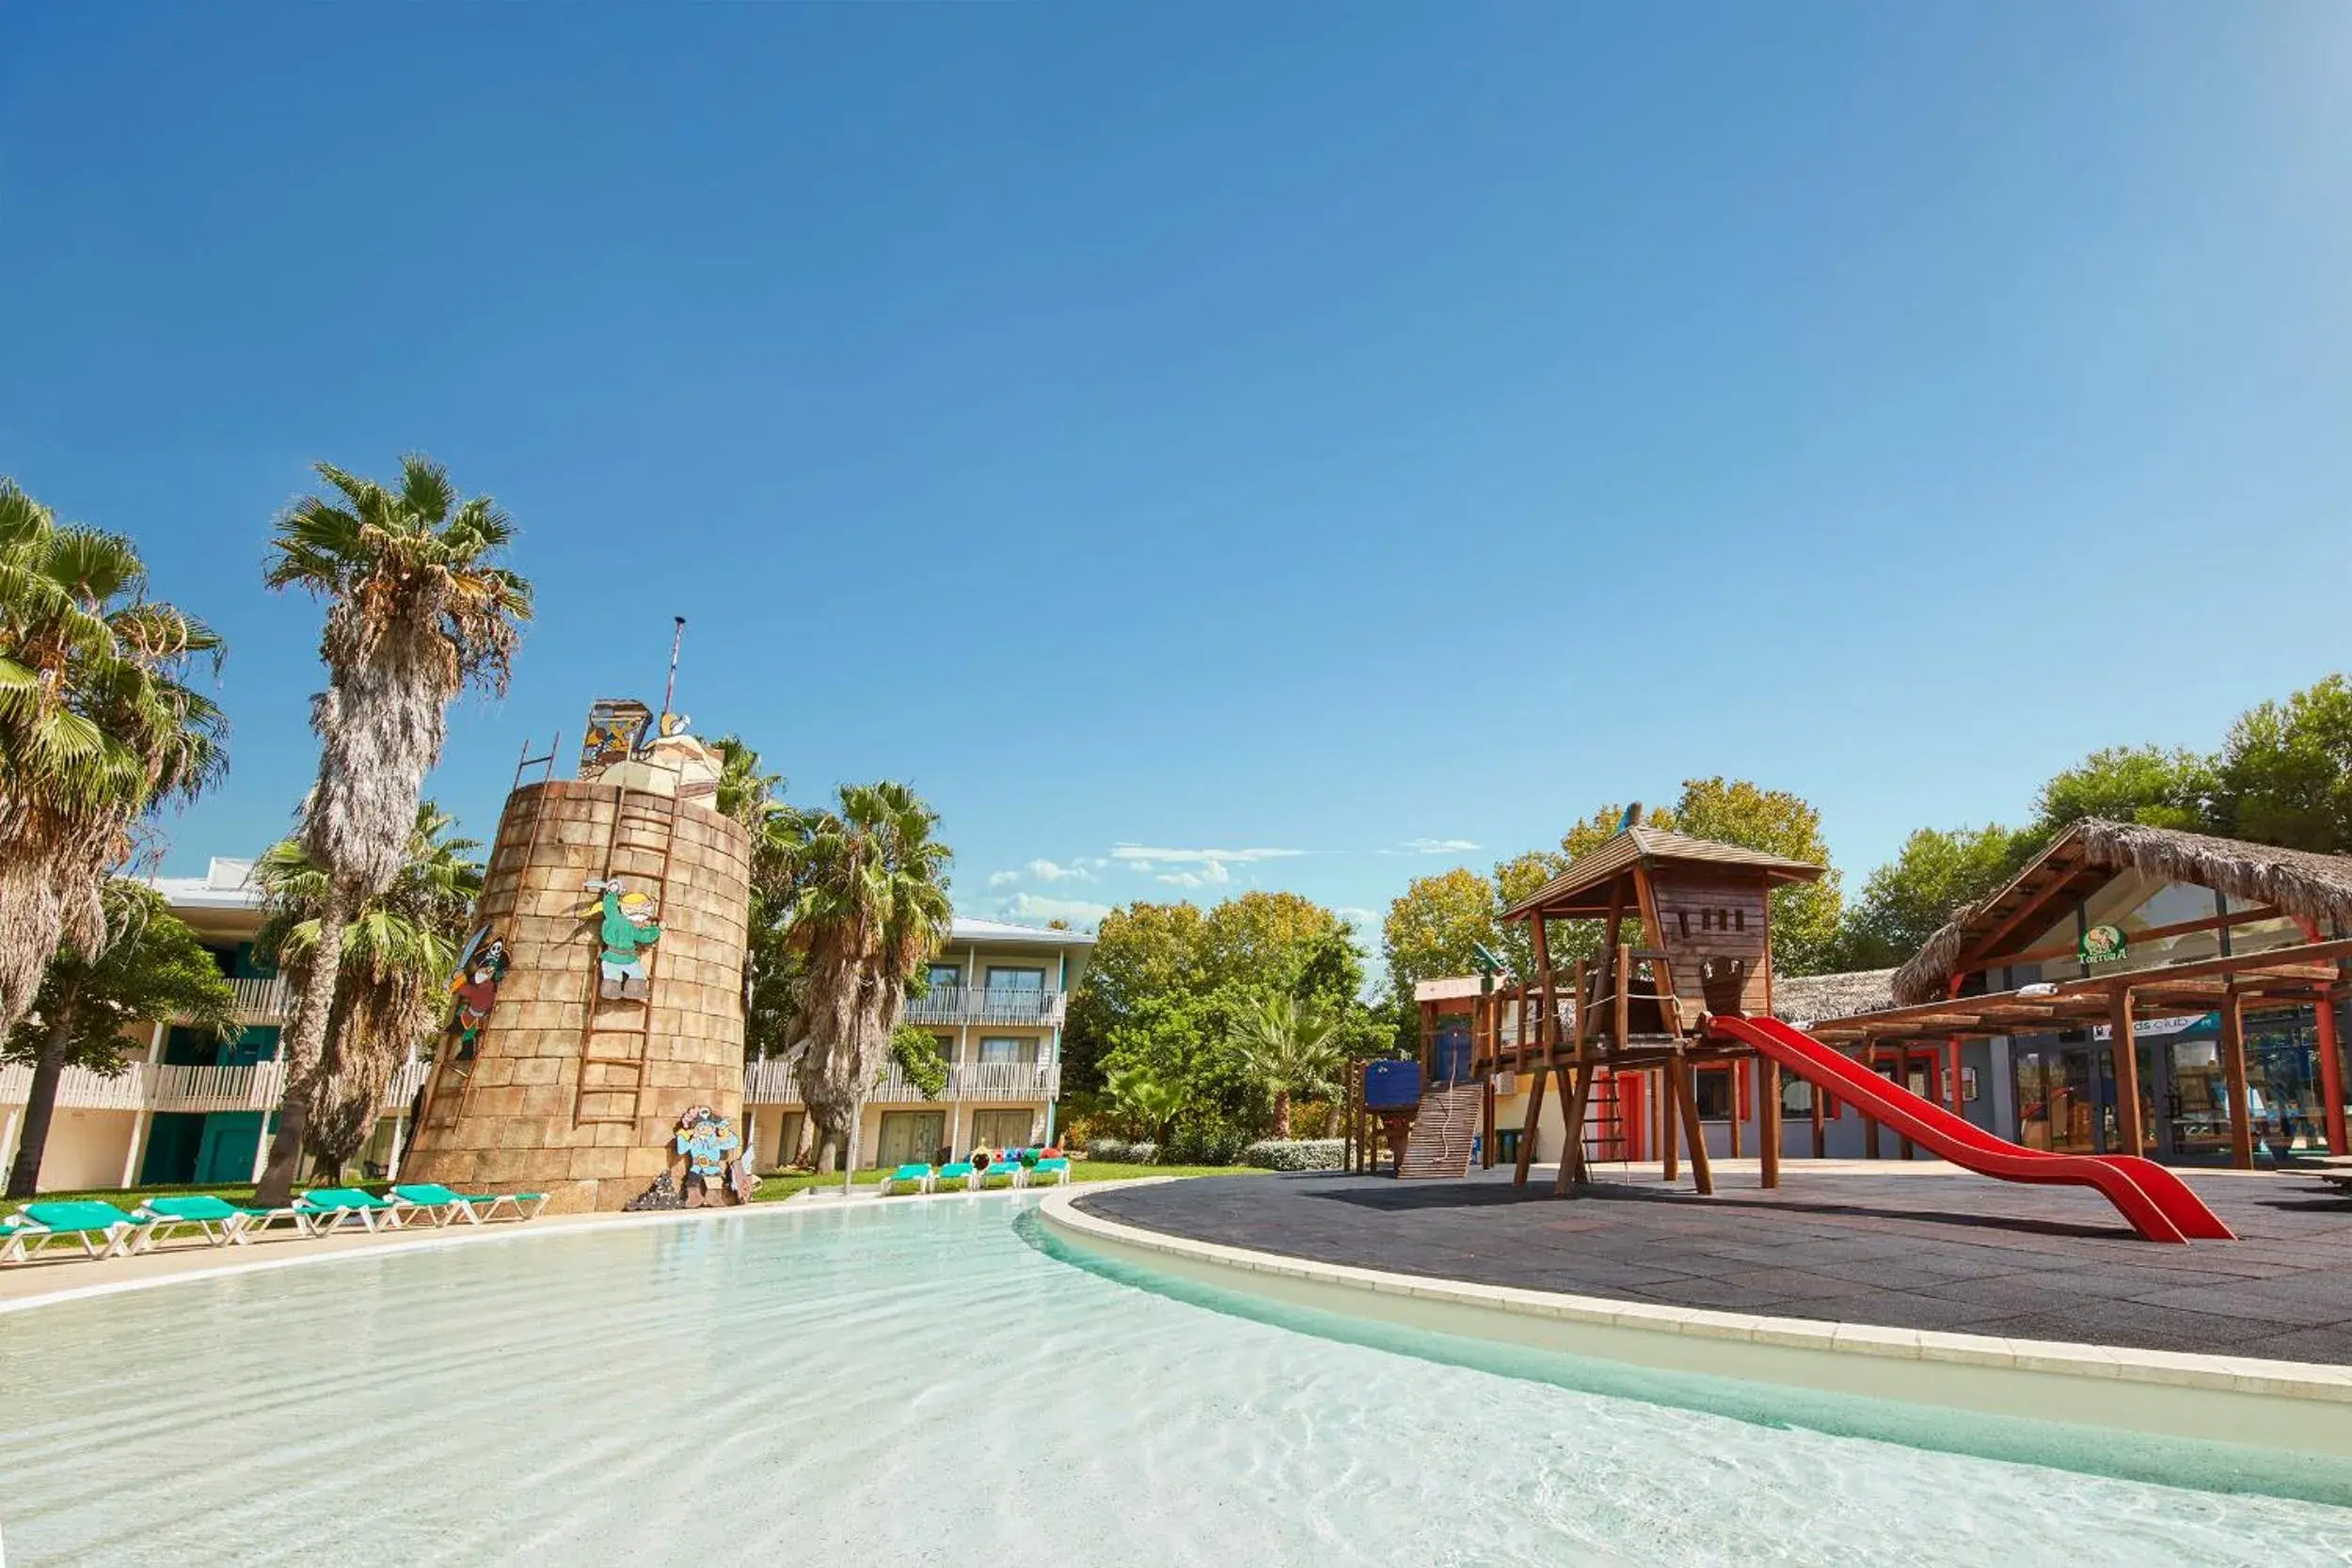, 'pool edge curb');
1038,1184,2352,1457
